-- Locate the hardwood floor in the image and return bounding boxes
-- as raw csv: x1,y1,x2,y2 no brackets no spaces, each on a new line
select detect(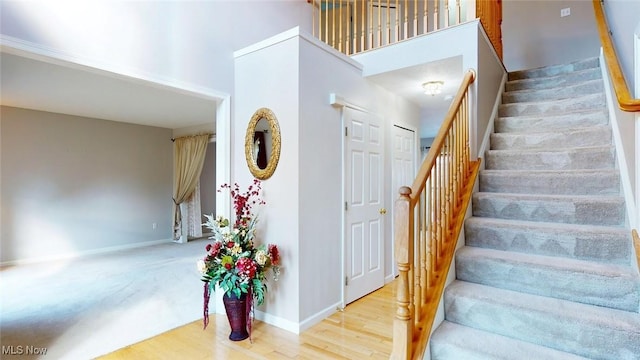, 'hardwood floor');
99,281,396,359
